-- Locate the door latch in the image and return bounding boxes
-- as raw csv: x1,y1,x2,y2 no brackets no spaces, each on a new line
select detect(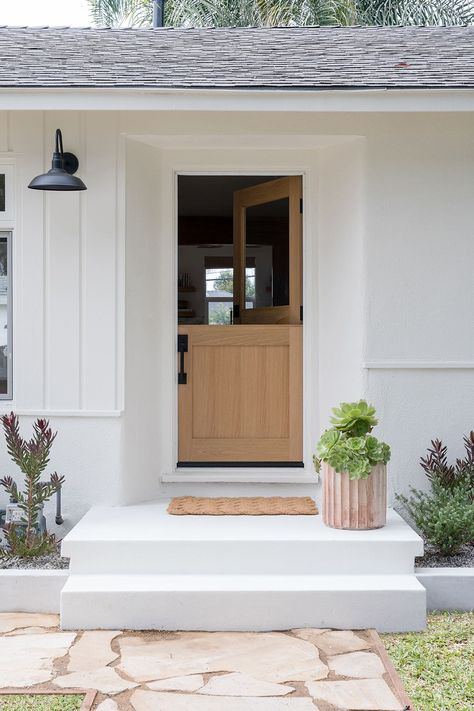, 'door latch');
177,334,188,384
